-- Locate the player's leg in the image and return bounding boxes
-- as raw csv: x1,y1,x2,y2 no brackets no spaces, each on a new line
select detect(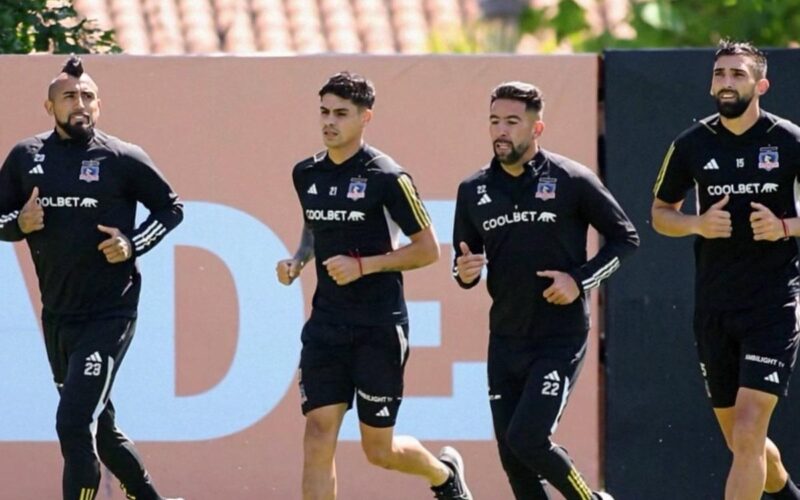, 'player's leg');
43,314,99,500
358,425,448,484
97,400,167,500
54,317,138,500
304,404,348,500
714,408,799,498
74,318,167,500
298,319,355,500
502,336,607,500
724,303,800,500
488,335,552,500
354,323,470,499
724,388,778,500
